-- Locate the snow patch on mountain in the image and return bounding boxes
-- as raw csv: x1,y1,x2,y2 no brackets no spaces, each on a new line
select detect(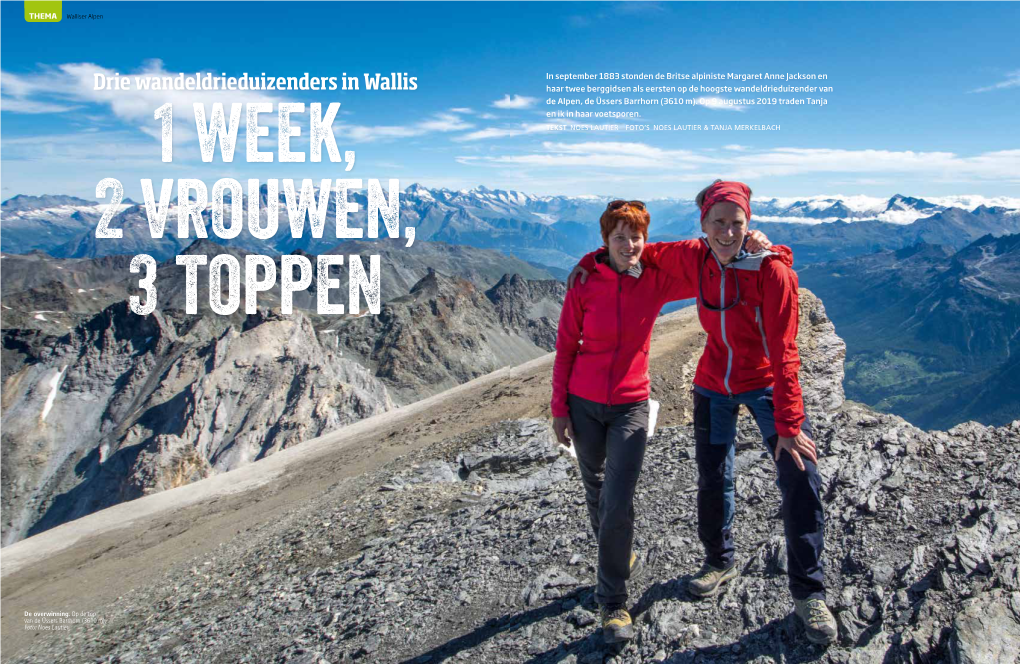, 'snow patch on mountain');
40,366,67,422
927,195,1020,211
757,195,888,214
